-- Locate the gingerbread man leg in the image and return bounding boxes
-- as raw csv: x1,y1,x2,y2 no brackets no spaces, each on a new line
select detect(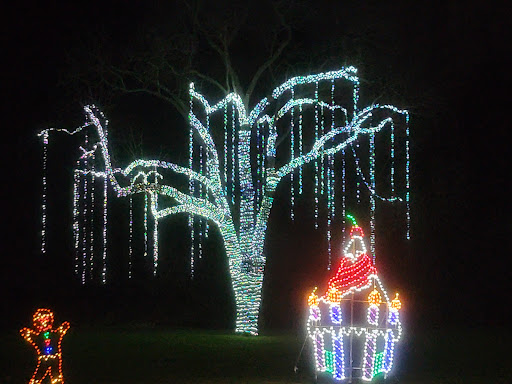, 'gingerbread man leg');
46,358,63,384
51,360,64,384
30,359,50,384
